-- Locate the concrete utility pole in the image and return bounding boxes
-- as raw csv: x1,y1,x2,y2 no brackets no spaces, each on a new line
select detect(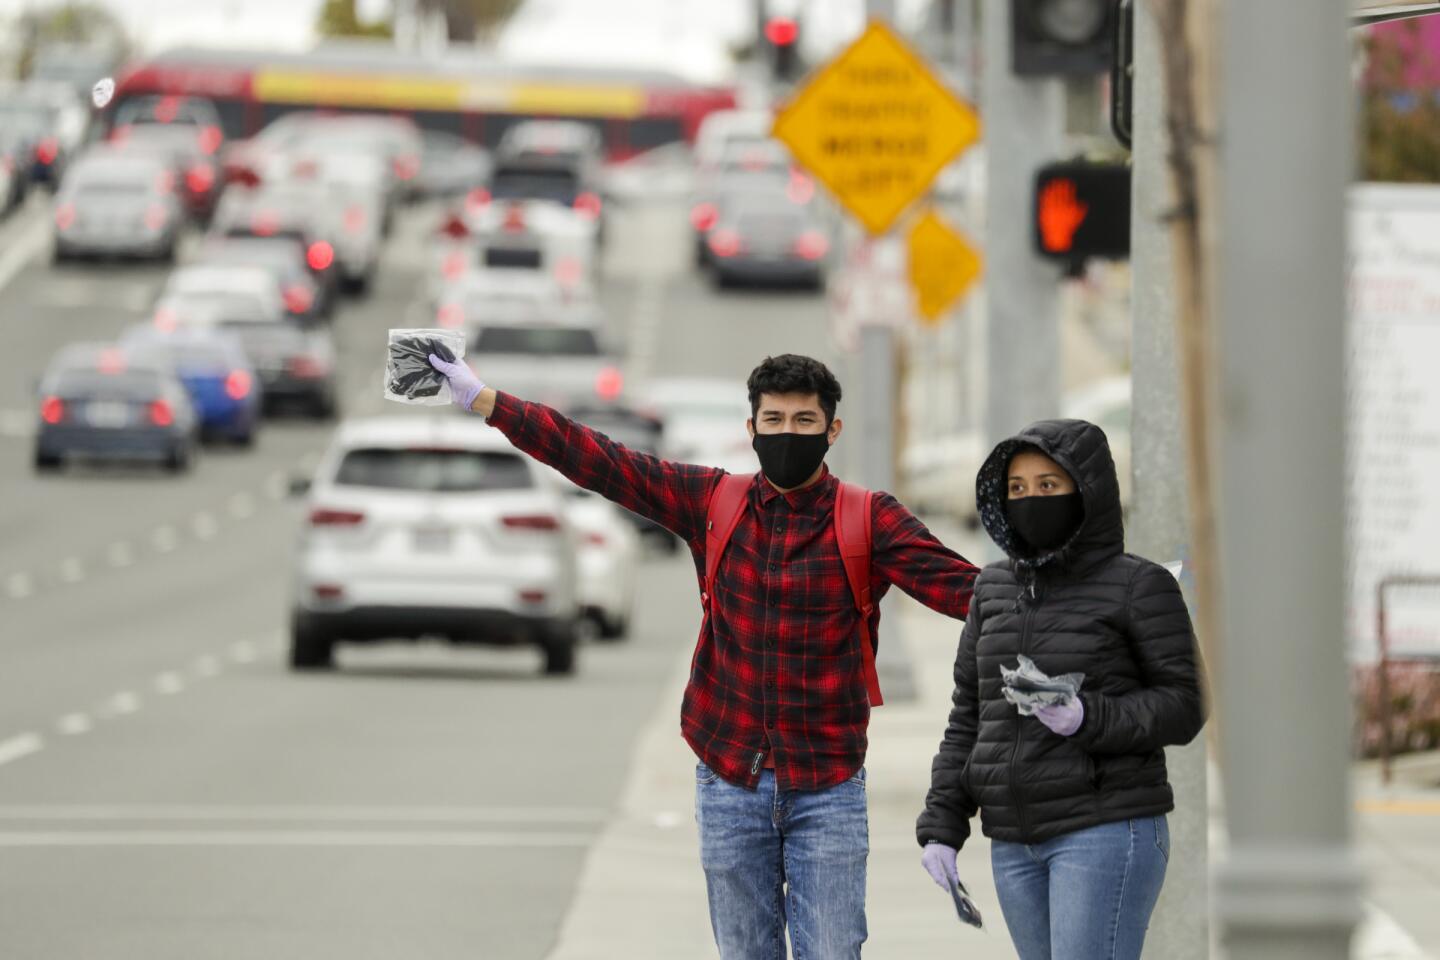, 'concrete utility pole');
1212,1,1365,957
1126,3,1208,956
981,1,1063,453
